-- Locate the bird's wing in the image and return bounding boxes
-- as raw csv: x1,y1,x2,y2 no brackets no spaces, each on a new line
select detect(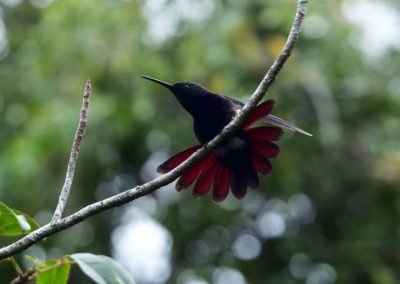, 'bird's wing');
225,96,312,137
